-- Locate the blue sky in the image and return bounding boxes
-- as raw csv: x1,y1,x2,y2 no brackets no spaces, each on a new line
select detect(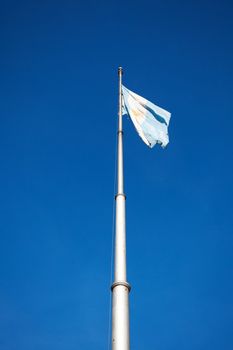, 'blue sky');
0,1,233,349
